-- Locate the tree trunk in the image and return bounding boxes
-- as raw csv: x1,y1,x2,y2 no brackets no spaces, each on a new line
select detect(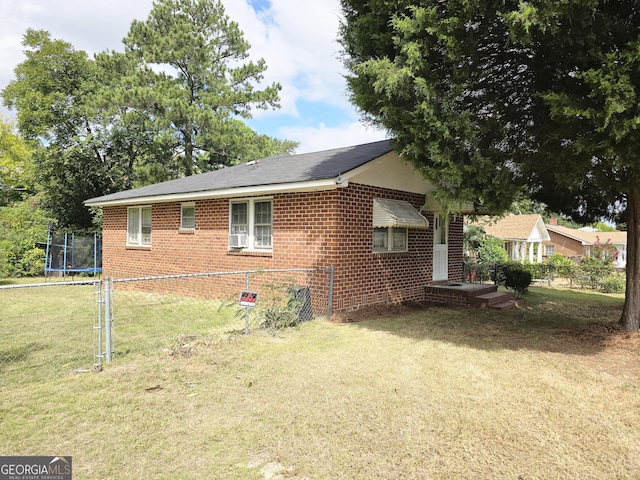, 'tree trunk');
183,127,193,177
620,188,640,331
